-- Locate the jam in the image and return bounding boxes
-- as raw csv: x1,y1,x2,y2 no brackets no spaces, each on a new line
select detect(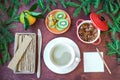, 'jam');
78,23,98,42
